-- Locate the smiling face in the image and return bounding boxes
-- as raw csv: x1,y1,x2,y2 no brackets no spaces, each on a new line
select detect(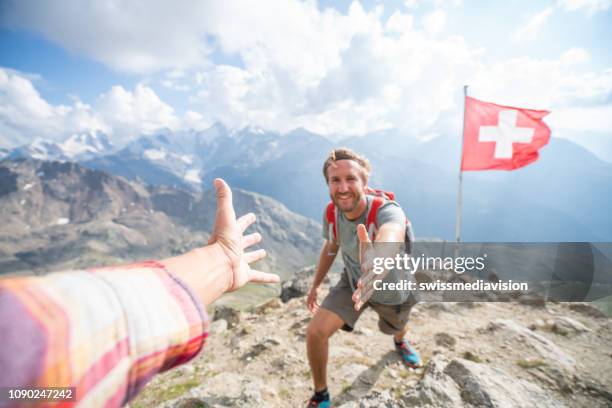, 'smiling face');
326,159,368,218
